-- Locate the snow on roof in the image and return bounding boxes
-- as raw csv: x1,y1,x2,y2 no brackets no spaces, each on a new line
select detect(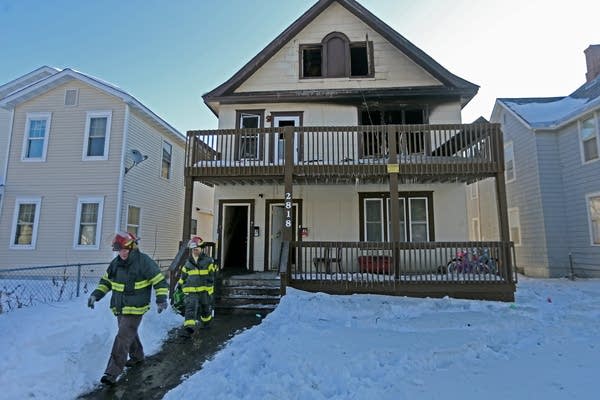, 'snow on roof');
499,75,600,129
